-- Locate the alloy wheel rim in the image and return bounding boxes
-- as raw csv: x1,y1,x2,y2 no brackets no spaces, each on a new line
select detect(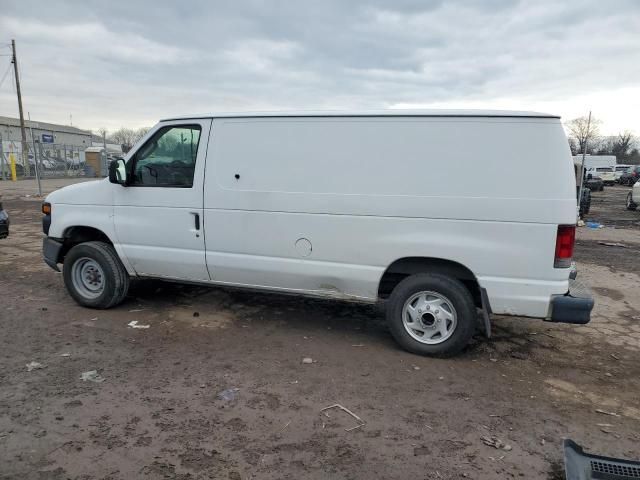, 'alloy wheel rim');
402,291,457,345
